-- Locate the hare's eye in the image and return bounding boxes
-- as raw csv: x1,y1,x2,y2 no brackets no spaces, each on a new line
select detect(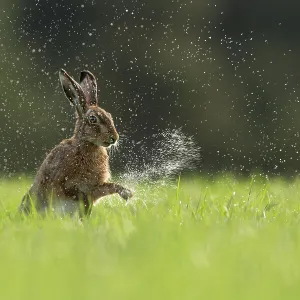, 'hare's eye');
89,115,97,124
